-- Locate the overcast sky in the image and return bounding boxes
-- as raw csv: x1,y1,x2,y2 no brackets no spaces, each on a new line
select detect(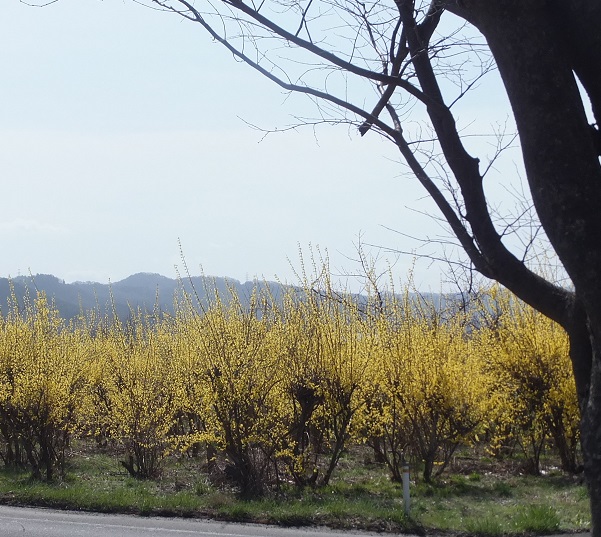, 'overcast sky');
1,0,522,290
